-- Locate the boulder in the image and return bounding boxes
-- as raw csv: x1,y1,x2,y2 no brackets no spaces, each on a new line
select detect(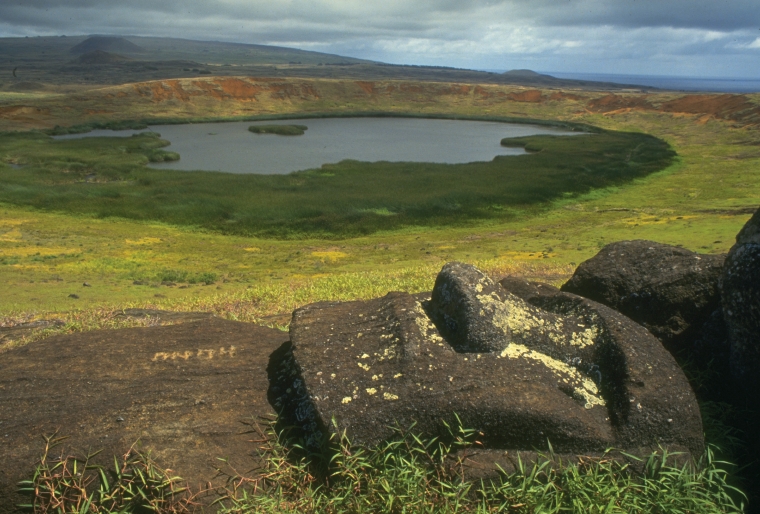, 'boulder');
560,240,725,355
721,207,760,398
720,207,760,511
270,262,703,465
0,318,288,514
